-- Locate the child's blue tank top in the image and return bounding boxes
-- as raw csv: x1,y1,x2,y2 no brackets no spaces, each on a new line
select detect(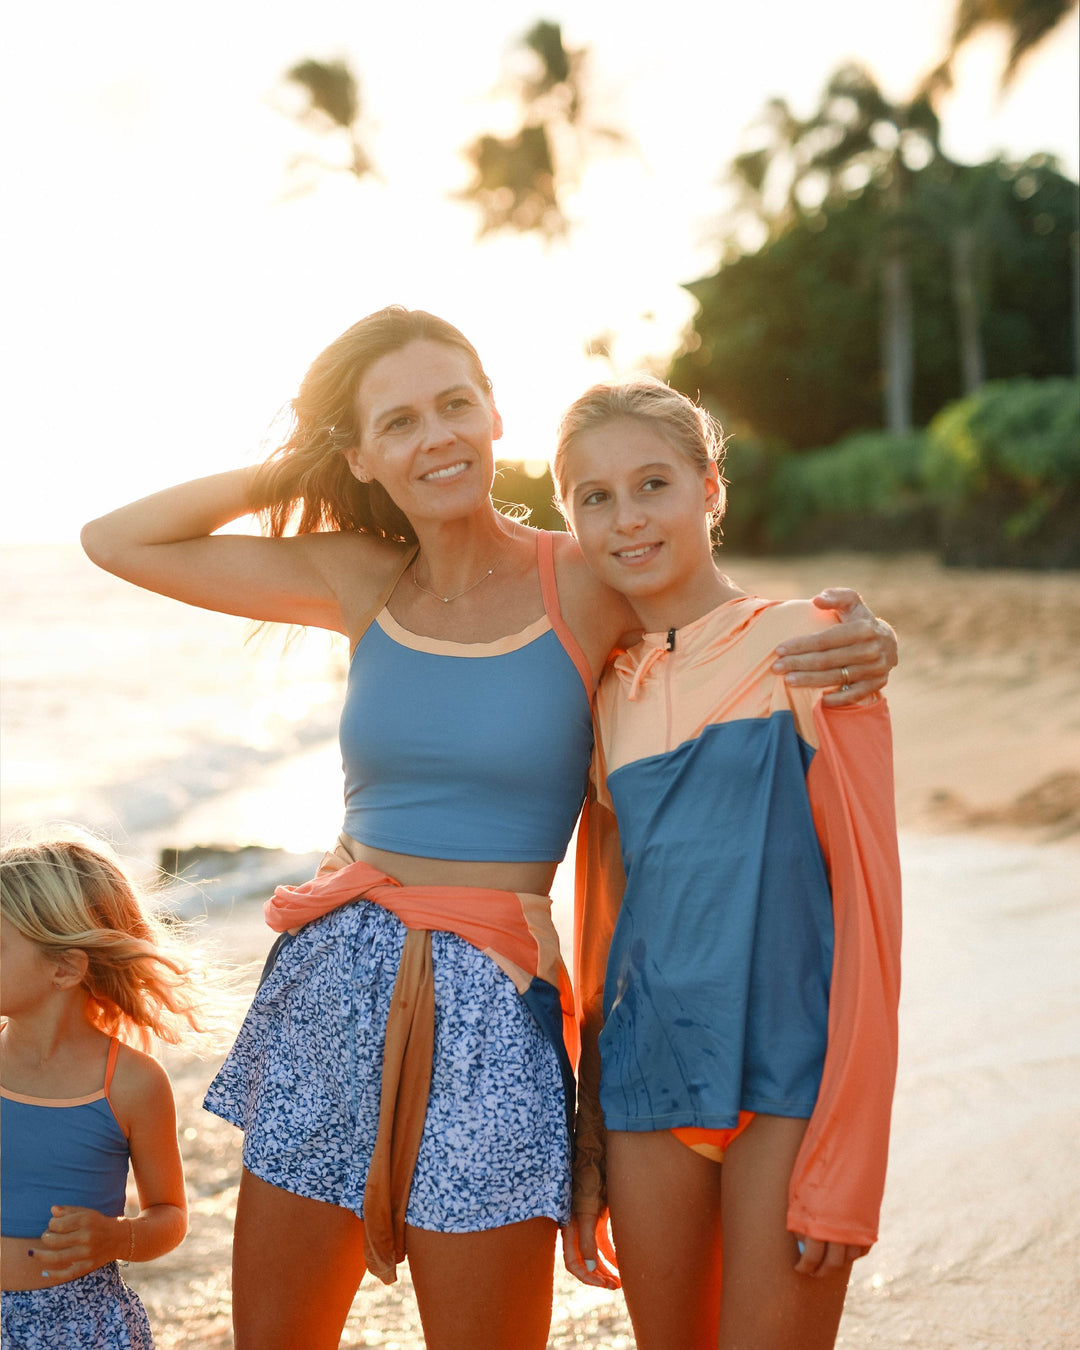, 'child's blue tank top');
339,529,594,862
0,1037,129,1237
